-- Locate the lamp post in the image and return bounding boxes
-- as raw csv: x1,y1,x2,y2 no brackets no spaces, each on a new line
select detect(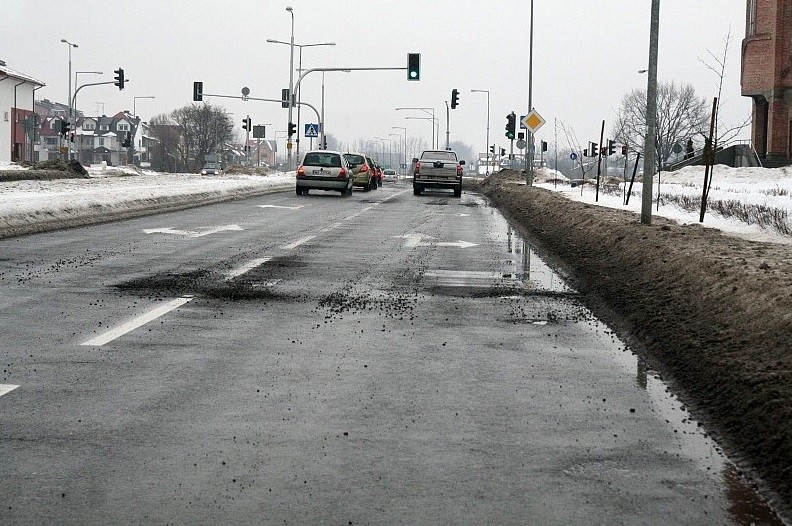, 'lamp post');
405,116,438,150
61,38,78,159
133,96,155,119
389,133,400,169
396,107,436,148
286,7,296,170
471,89,490,175
391,126,407,174
642,0,660,225
267,39,335,159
